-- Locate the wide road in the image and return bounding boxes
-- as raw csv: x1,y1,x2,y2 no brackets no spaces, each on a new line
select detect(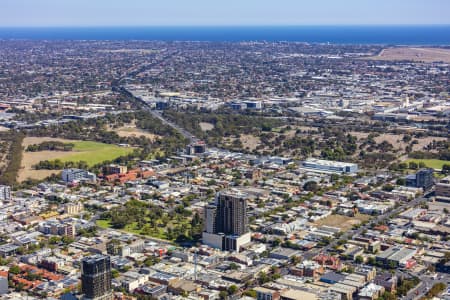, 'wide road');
118,86,198,144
